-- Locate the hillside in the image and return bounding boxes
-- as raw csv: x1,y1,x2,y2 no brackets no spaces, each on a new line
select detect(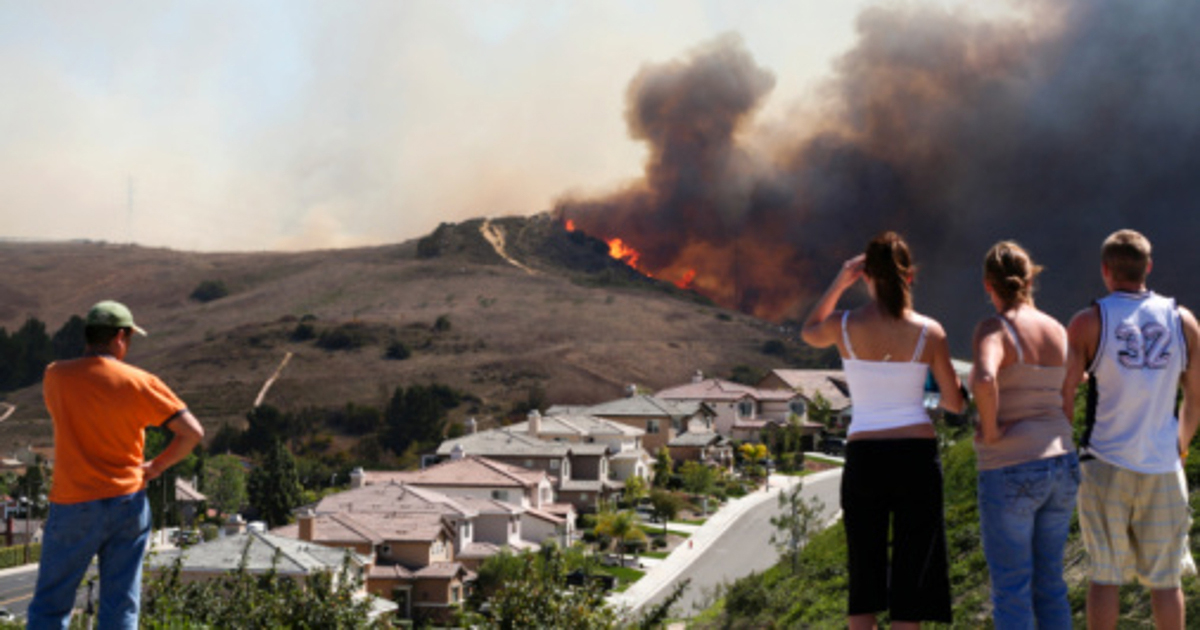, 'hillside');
0,215,833,455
